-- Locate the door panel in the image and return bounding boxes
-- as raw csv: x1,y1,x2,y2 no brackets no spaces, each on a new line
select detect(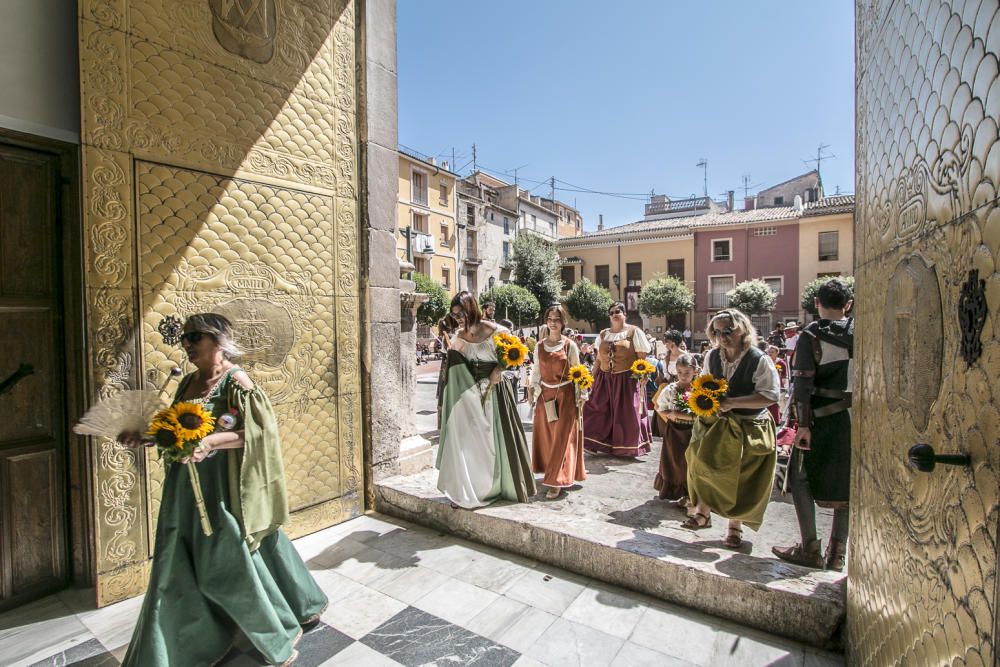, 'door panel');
0,143,67,611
